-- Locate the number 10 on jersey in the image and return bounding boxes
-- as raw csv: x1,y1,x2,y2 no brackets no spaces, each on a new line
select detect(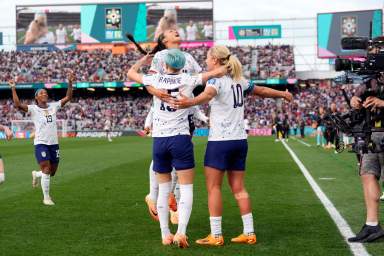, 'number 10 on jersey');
231,84,244,108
